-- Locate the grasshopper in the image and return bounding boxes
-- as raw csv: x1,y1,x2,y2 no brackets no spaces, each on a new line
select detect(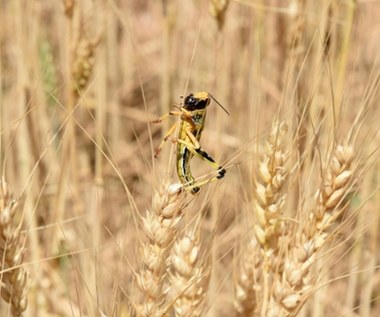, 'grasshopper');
153,92,228,194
